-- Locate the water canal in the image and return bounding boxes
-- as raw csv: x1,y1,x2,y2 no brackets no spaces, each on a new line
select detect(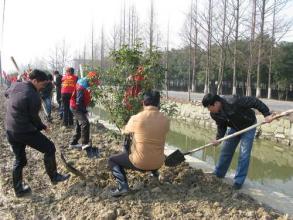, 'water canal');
91,107,293,199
